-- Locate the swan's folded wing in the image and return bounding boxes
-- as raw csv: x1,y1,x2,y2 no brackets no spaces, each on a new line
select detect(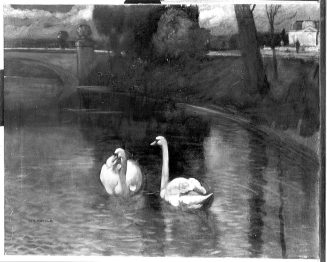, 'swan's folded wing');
164,194,180,207
166,177,193,195
167,177,207,196
179,193,213,206
188,178,207,195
